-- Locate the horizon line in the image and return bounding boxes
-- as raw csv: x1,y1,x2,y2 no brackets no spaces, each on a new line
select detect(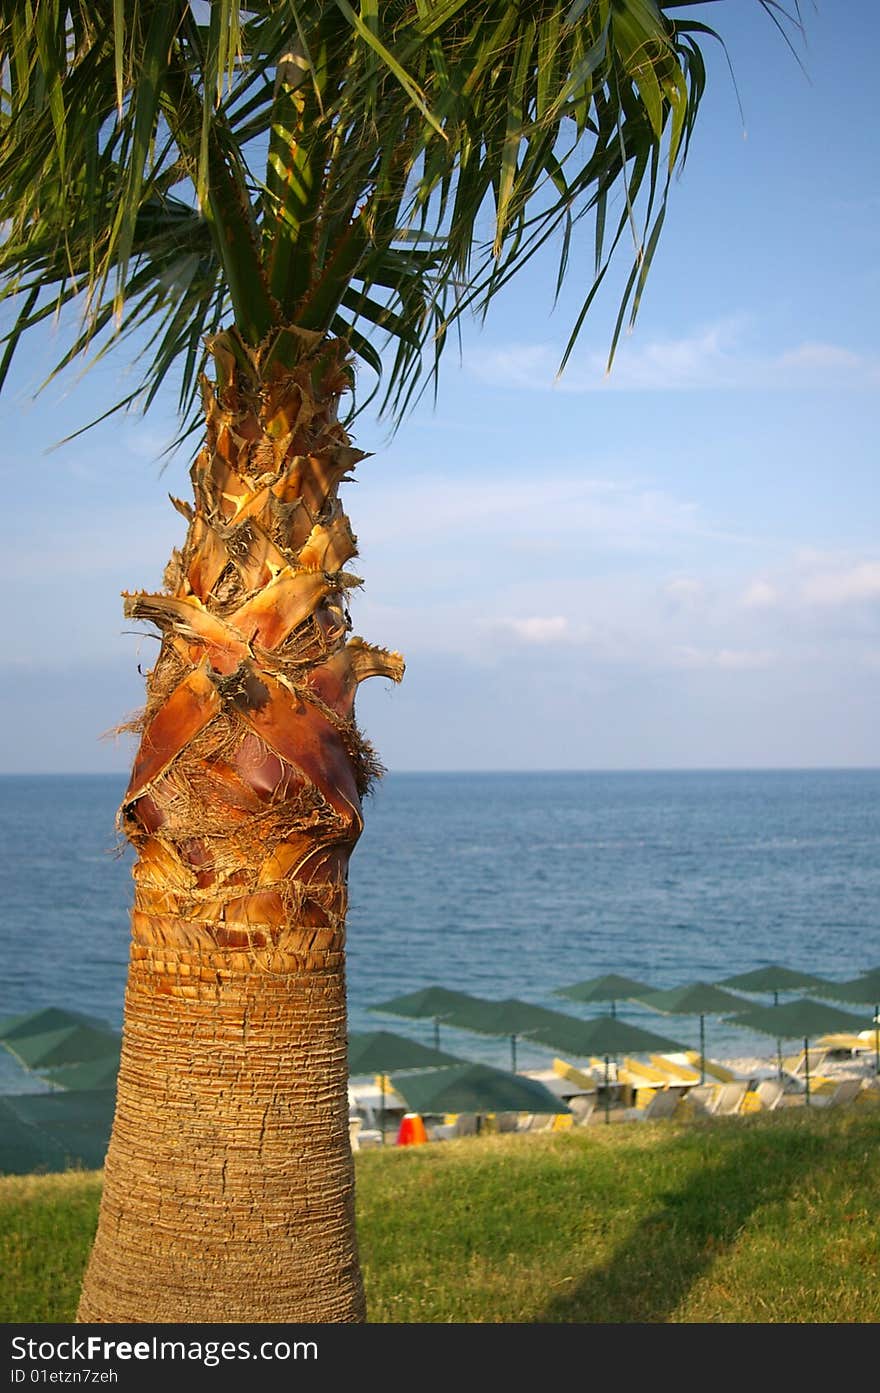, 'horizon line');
2,764,879,778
